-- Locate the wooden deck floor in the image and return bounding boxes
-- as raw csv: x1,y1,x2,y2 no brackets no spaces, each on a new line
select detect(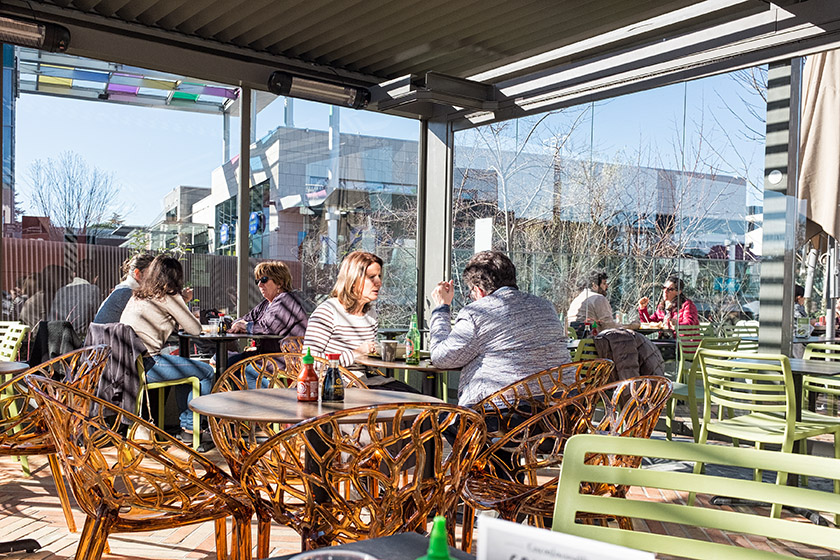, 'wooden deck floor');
1,425,838,559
